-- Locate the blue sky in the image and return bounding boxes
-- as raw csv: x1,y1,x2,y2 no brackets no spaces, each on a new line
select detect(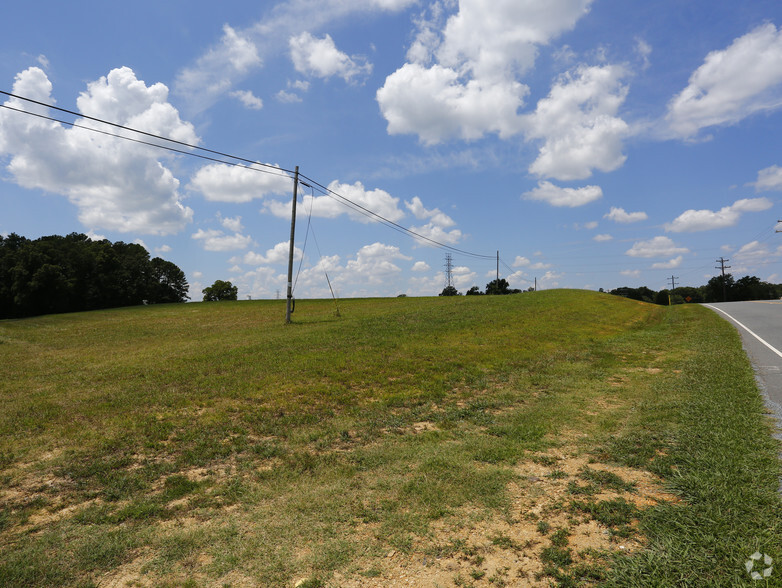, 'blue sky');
2,0,782,300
